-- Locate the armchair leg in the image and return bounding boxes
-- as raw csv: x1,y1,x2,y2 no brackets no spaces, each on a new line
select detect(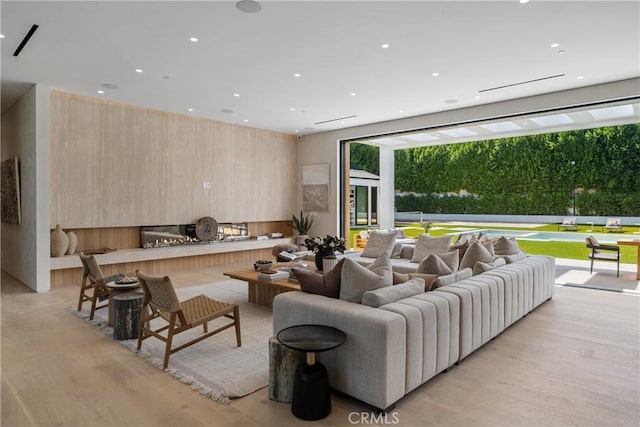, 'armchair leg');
234,306,242,347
